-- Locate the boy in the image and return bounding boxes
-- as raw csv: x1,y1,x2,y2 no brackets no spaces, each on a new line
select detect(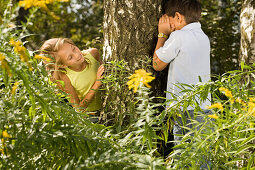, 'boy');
153,0,211,143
